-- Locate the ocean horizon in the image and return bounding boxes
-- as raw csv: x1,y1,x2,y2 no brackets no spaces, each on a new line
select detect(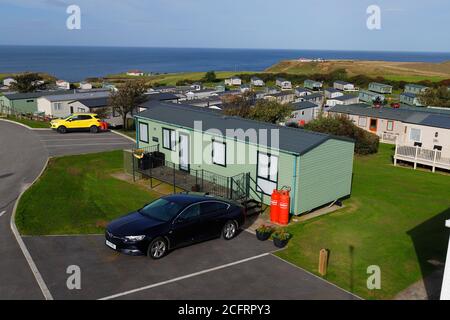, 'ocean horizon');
1,45,450,82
